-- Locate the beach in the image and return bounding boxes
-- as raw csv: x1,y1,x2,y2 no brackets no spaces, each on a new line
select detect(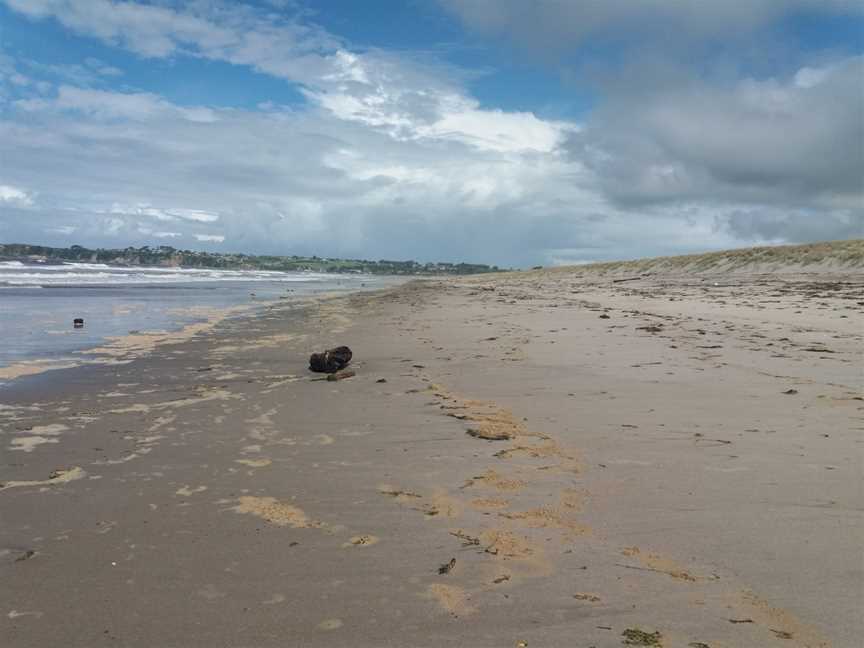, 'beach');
1,265,862,647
